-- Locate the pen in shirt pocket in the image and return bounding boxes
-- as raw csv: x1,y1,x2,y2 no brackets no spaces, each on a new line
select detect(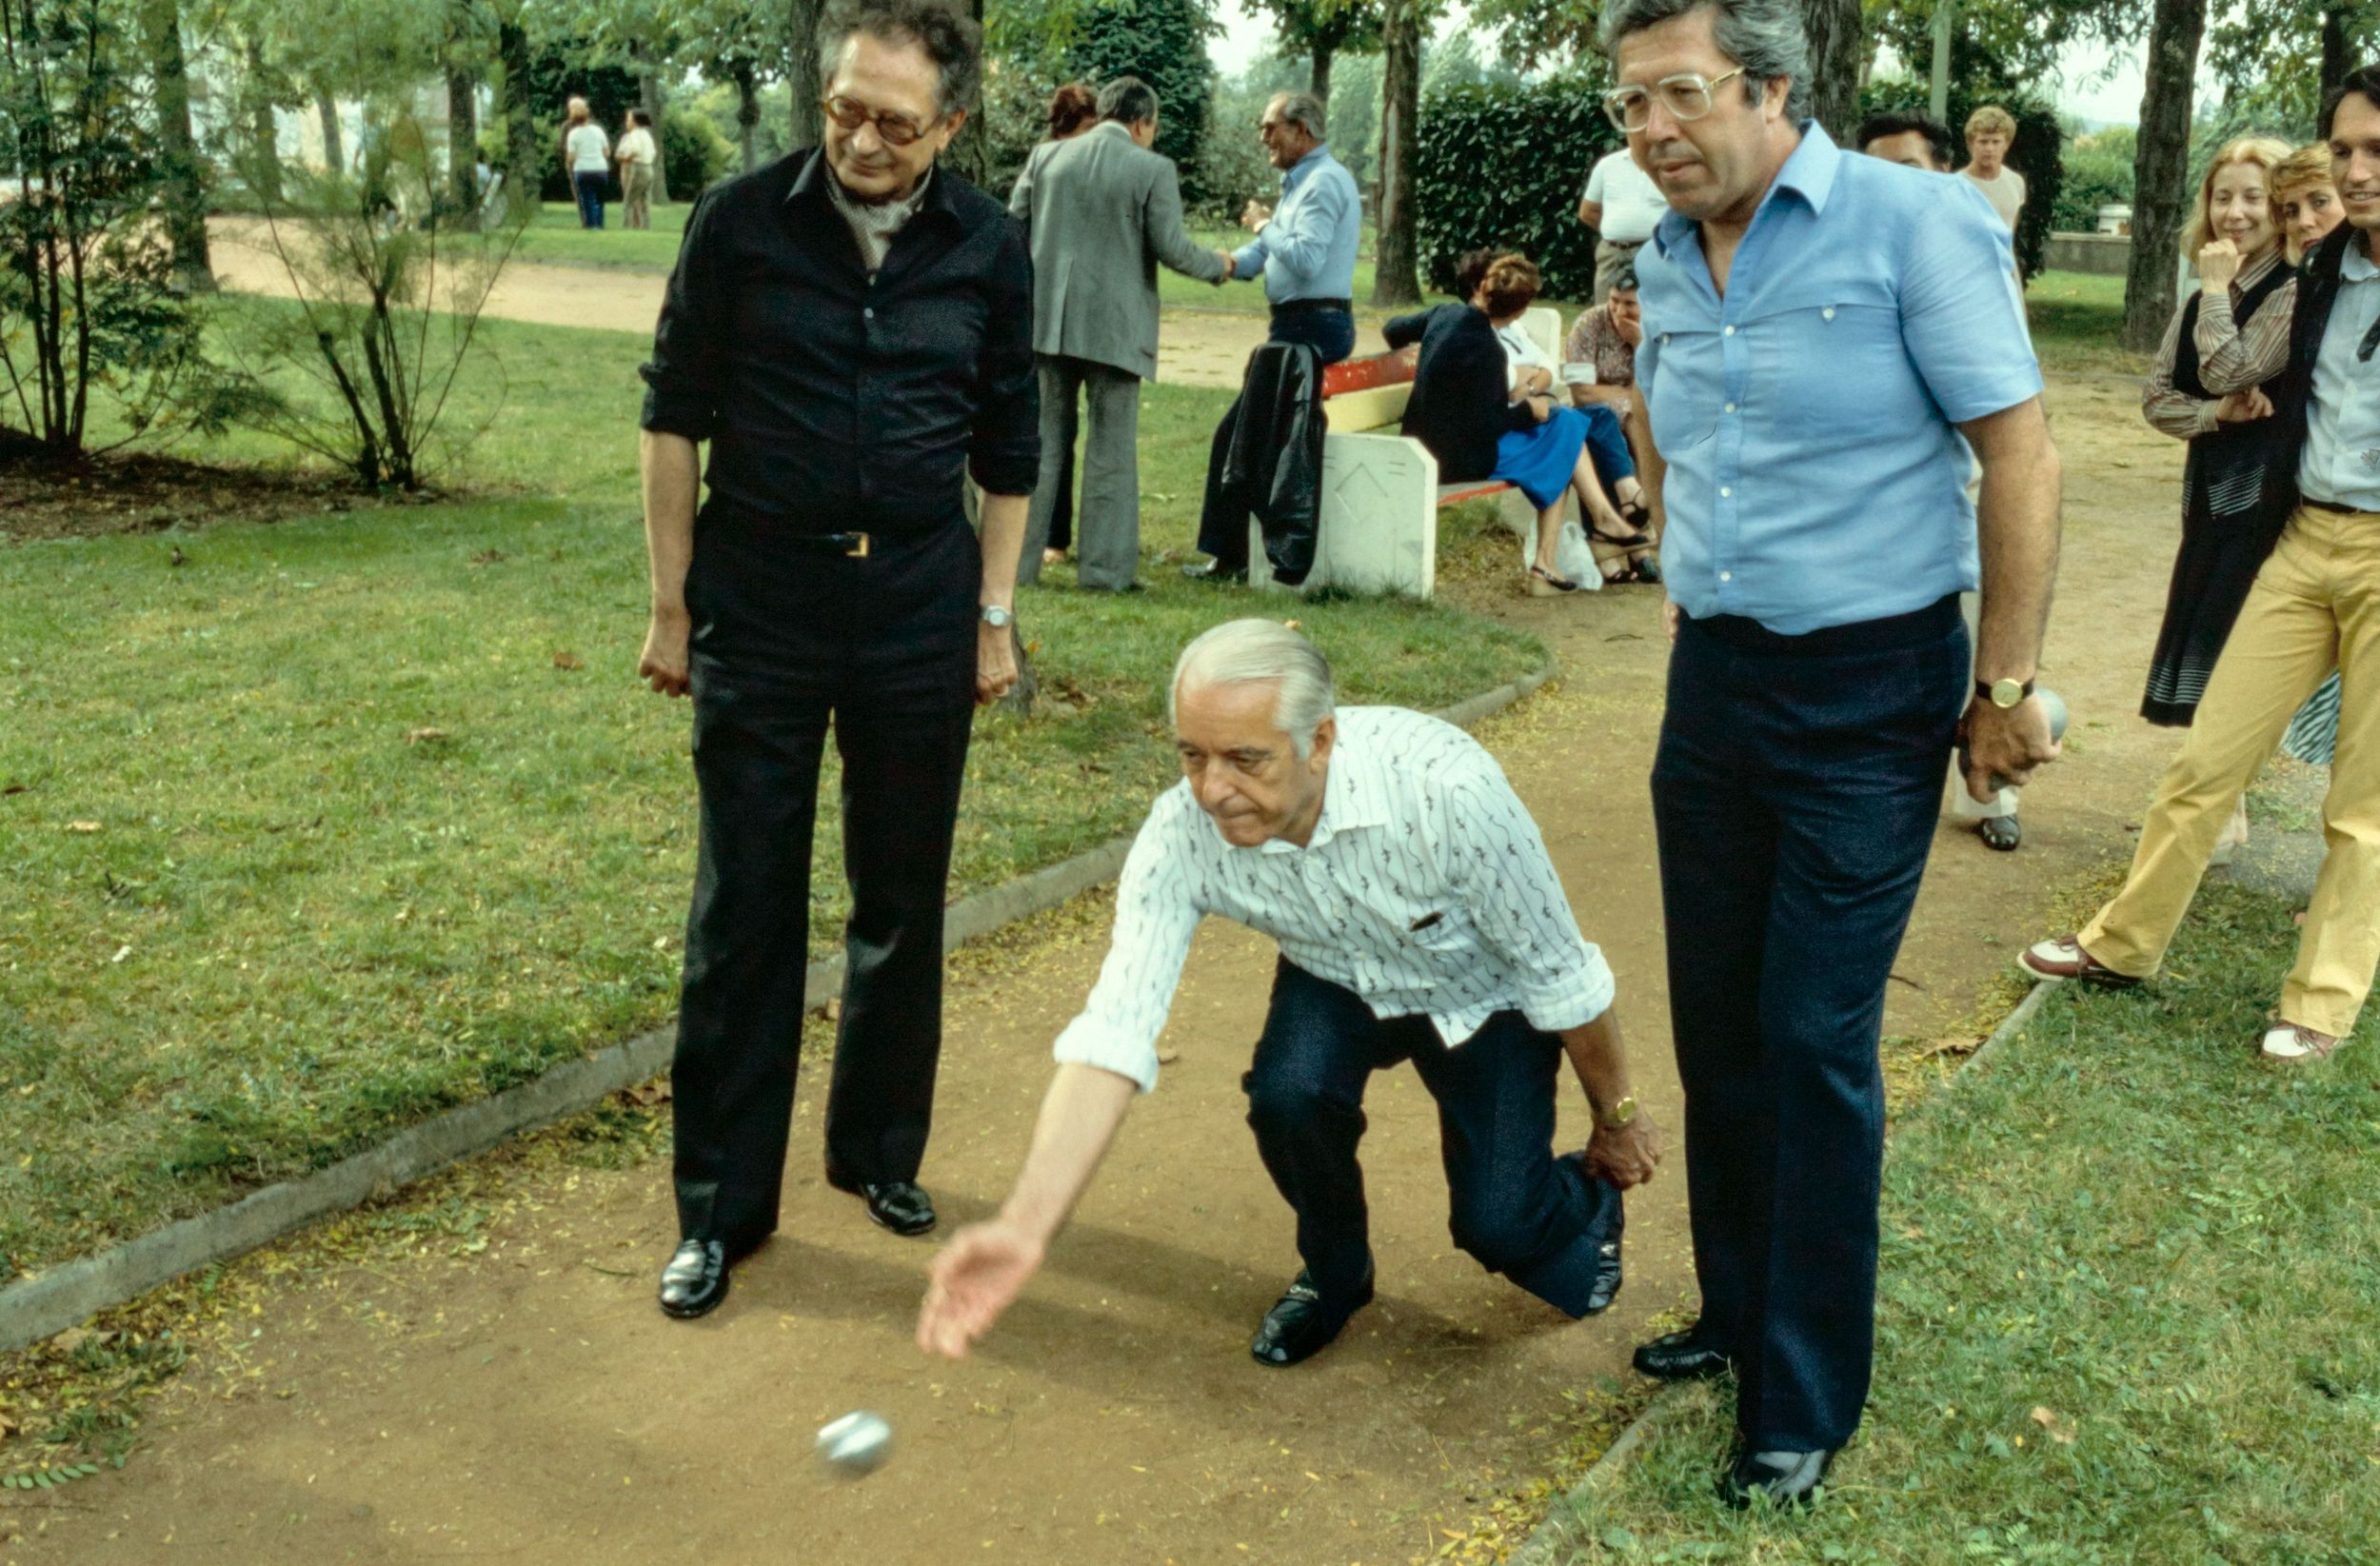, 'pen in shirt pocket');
1409,911,1444,933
